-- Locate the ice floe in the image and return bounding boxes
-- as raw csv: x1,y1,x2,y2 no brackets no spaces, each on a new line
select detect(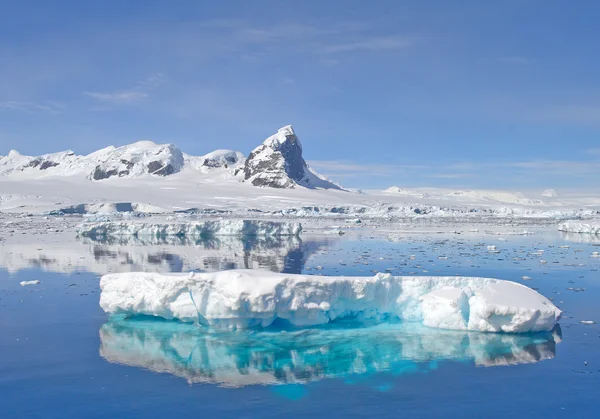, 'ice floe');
99,269,562,333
